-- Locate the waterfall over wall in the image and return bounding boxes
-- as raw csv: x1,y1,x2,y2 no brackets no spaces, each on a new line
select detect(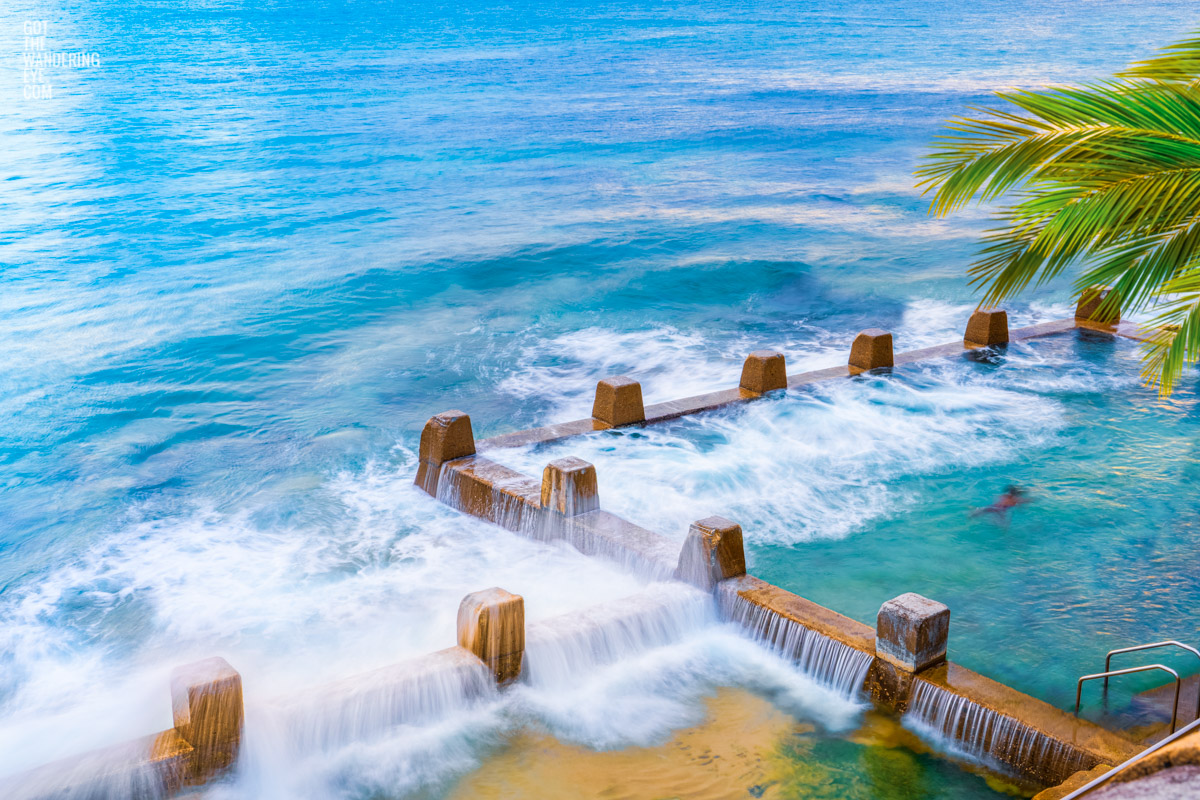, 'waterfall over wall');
260,647,496,756
0,734,185,800
435,460,678,580
717,582,873,698
523,583,714,687
904,680,1091,782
